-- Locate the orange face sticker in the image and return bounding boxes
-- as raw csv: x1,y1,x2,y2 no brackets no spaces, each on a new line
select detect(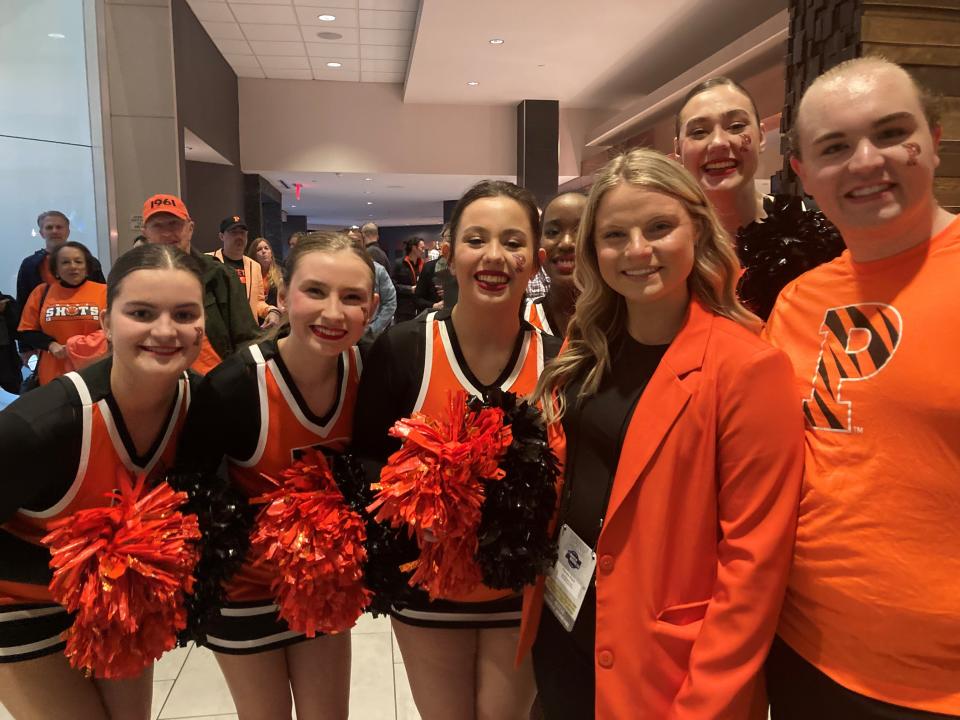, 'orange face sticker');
902,142,921,166
512,253,526,272
740,134,753,153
